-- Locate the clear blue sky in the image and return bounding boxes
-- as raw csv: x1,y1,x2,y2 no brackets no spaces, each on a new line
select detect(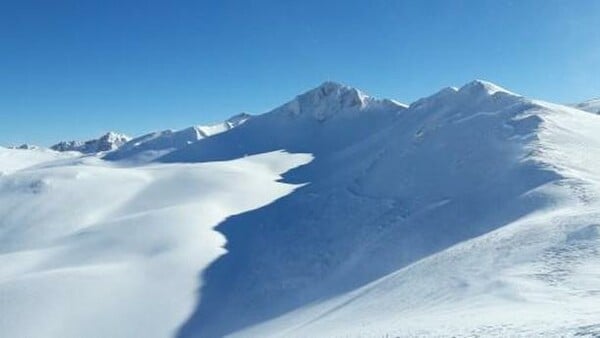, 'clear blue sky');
1,0,599,146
